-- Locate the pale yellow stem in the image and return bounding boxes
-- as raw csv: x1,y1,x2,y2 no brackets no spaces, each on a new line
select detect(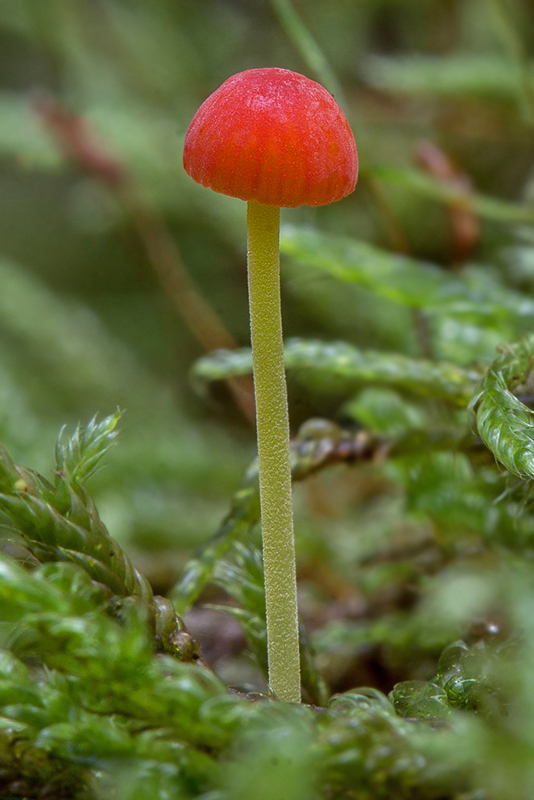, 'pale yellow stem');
247,199,301,703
